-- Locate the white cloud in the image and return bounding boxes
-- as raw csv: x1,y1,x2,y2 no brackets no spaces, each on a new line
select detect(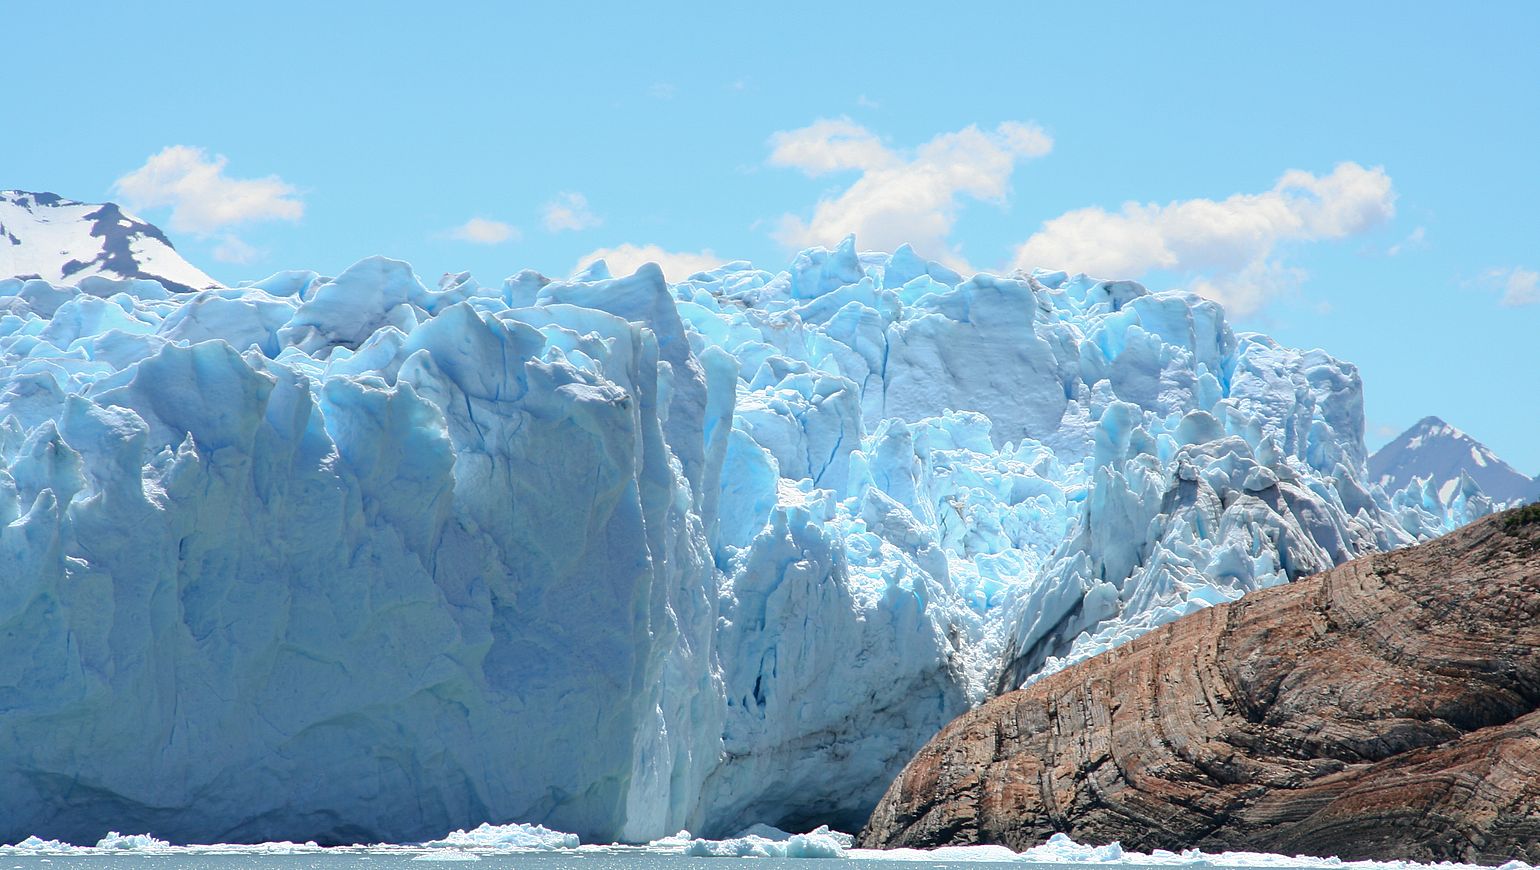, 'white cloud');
1387,225,1426,256
543,192,601,232
447,217,520,245
648,82,676,100
769,118,1053,261
1012,162,1396,315
768,118,895,176
113,146,303,236
575,243,721,281
1493,267,1539,307
212,235,259,264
